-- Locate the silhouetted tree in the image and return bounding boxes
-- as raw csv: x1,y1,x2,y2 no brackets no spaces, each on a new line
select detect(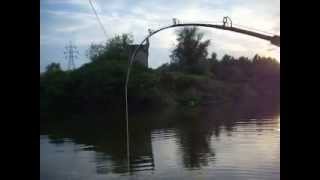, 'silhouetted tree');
170,27,211,74
45,63,62,73
221,54,234,63
209,52,218,62
87,44,105,61
87,33,134,62
41,30,280,115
